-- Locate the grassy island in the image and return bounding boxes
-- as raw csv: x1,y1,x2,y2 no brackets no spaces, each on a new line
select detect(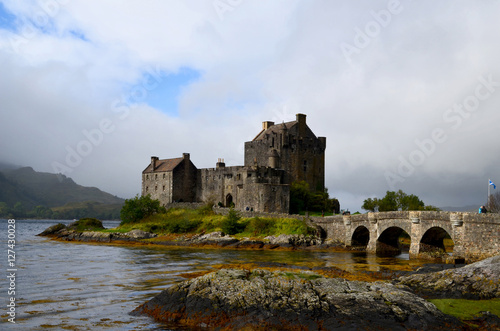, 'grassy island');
115,205,316,240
